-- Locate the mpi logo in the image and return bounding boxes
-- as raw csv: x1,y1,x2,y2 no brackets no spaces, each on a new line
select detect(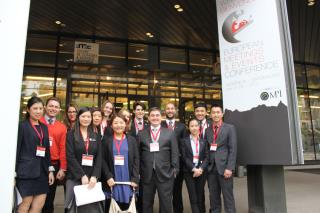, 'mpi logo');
260,90,282,101
222,10,253,43
76,43,92,49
